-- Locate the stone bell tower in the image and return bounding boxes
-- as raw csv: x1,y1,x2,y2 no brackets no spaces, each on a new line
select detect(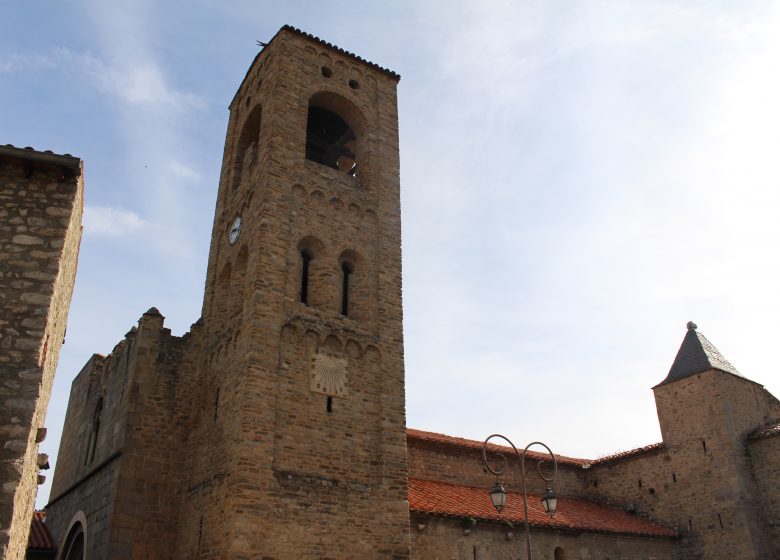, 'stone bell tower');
190,26,410,558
